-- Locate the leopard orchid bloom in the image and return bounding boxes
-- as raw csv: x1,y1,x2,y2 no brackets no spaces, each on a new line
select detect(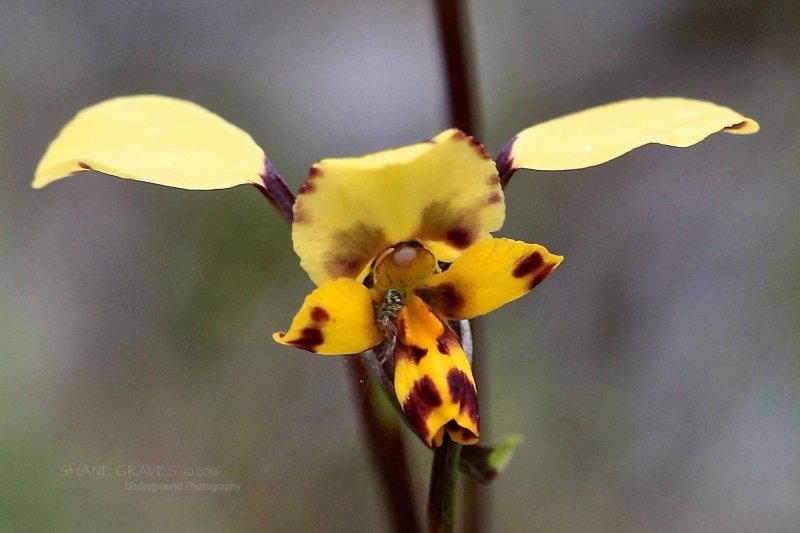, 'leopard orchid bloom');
33,95,758,448
272,128,564,447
